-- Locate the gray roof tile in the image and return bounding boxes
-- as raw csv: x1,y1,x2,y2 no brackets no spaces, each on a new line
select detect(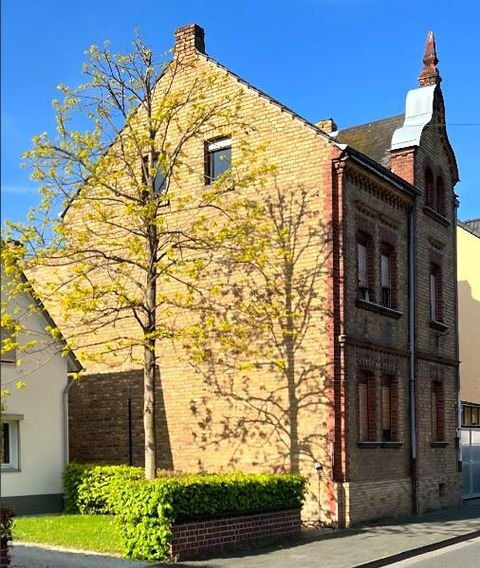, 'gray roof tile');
336,115,404,169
